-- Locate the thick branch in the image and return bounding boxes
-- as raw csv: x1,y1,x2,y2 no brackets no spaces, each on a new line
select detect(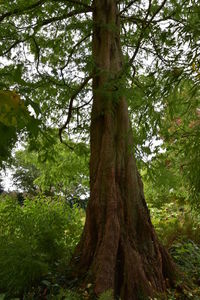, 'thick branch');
1,9,91,56
1,4,91,30
59,74,92,144
35,8,92,28
0,0,46,22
